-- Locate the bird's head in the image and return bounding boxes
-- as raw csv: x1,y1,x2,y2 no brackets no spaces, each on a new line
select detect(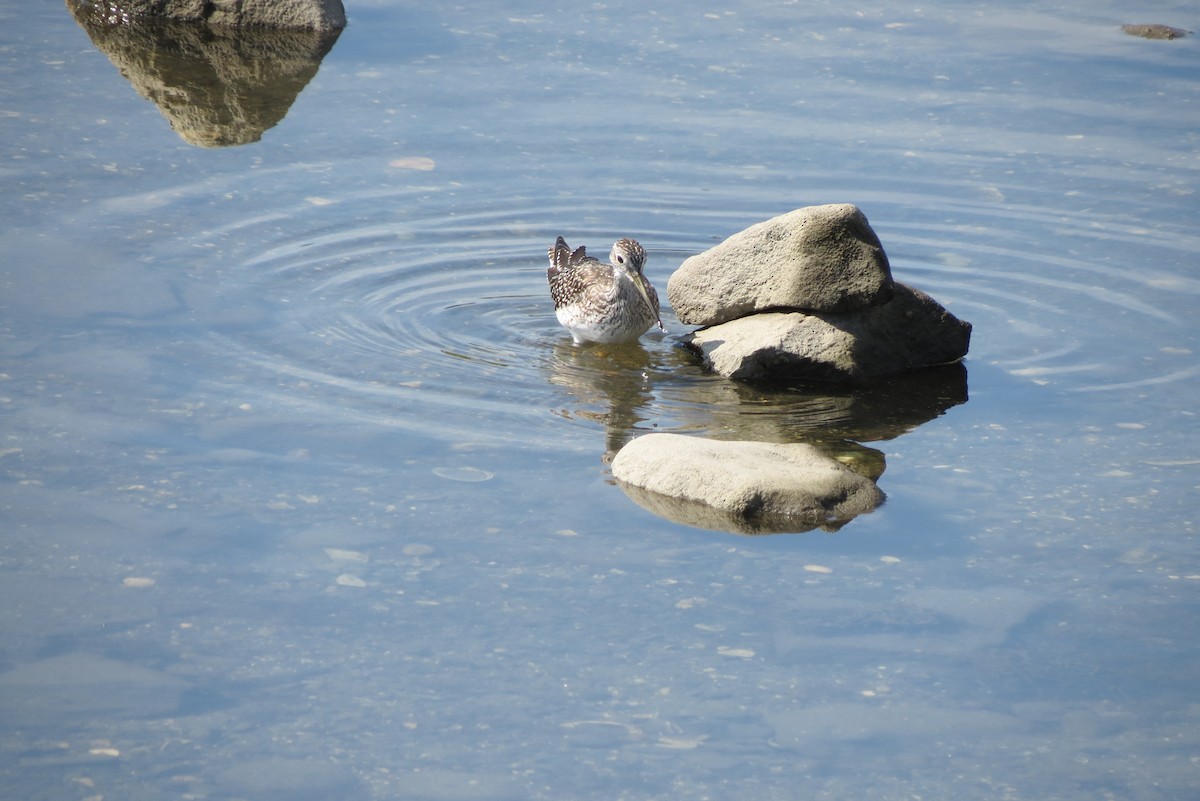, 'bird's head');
609,238,647,274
